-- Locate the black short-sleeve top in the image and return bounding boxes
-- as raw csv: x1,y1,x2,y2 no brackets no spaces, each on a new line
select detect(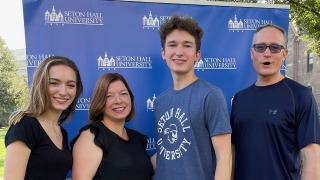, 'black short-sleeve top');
71,121,153,180
5,116,72,180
